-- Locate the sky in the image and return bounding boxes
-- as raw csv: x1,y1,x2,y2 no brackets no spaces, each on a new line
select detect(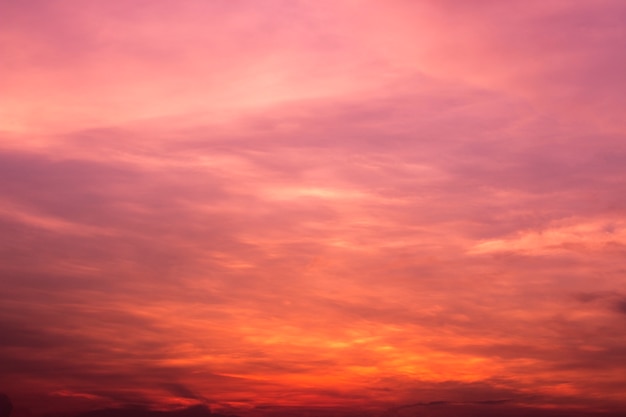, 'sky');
1,1,625,416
